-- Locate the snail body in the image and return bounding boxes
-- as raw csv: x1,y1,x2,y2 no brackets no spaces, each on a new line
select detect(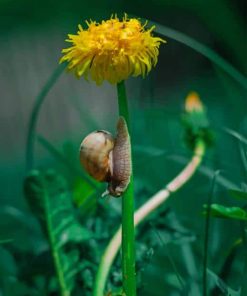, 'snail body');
79,117,131,197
